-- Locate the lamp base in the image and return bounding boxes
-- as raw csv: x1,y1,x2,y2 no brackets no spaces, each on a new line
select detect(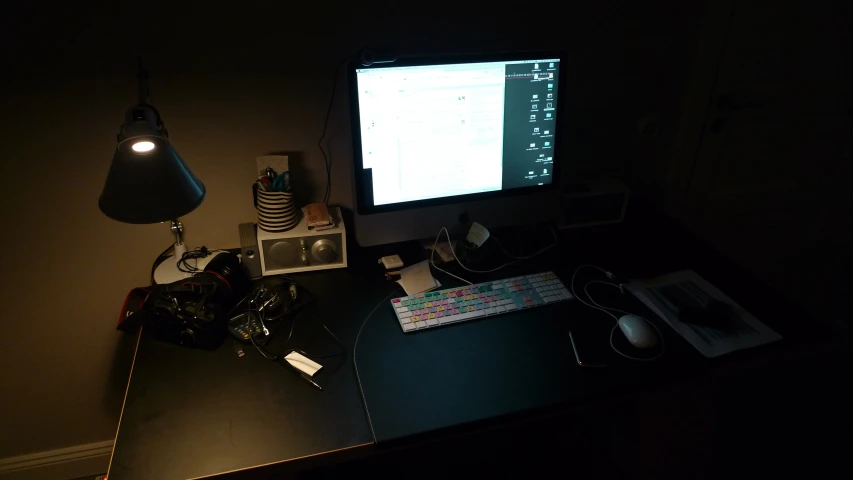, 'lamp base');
153,255,192,285
152,243,221,285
